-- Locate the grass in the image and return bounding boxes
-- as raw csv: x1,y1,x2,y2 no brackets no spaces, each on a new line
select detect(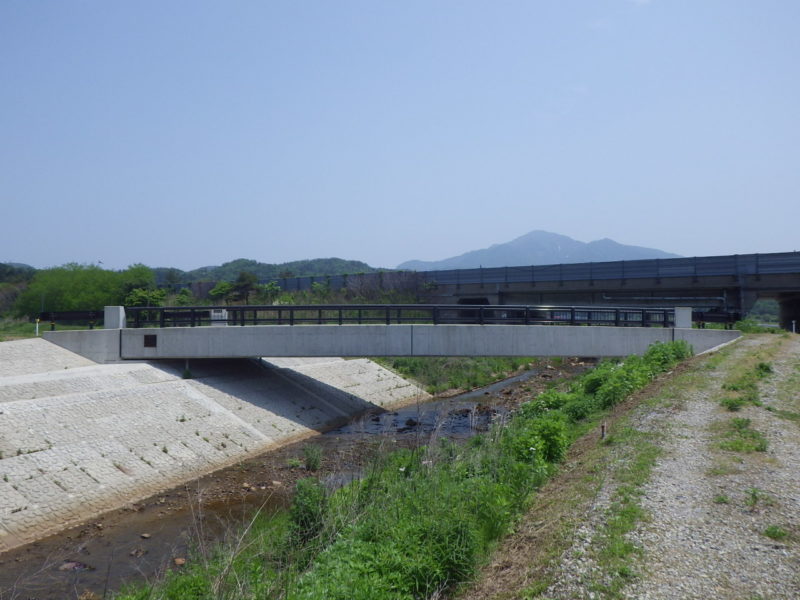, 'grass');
115,341,694,600
377,356,539,394
0,316,88,341
586,427,661,599
744,487,775,510
763,525,789,541
302,445,322,472
765,406,800,423
717,418,768,453
718,358,775,411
